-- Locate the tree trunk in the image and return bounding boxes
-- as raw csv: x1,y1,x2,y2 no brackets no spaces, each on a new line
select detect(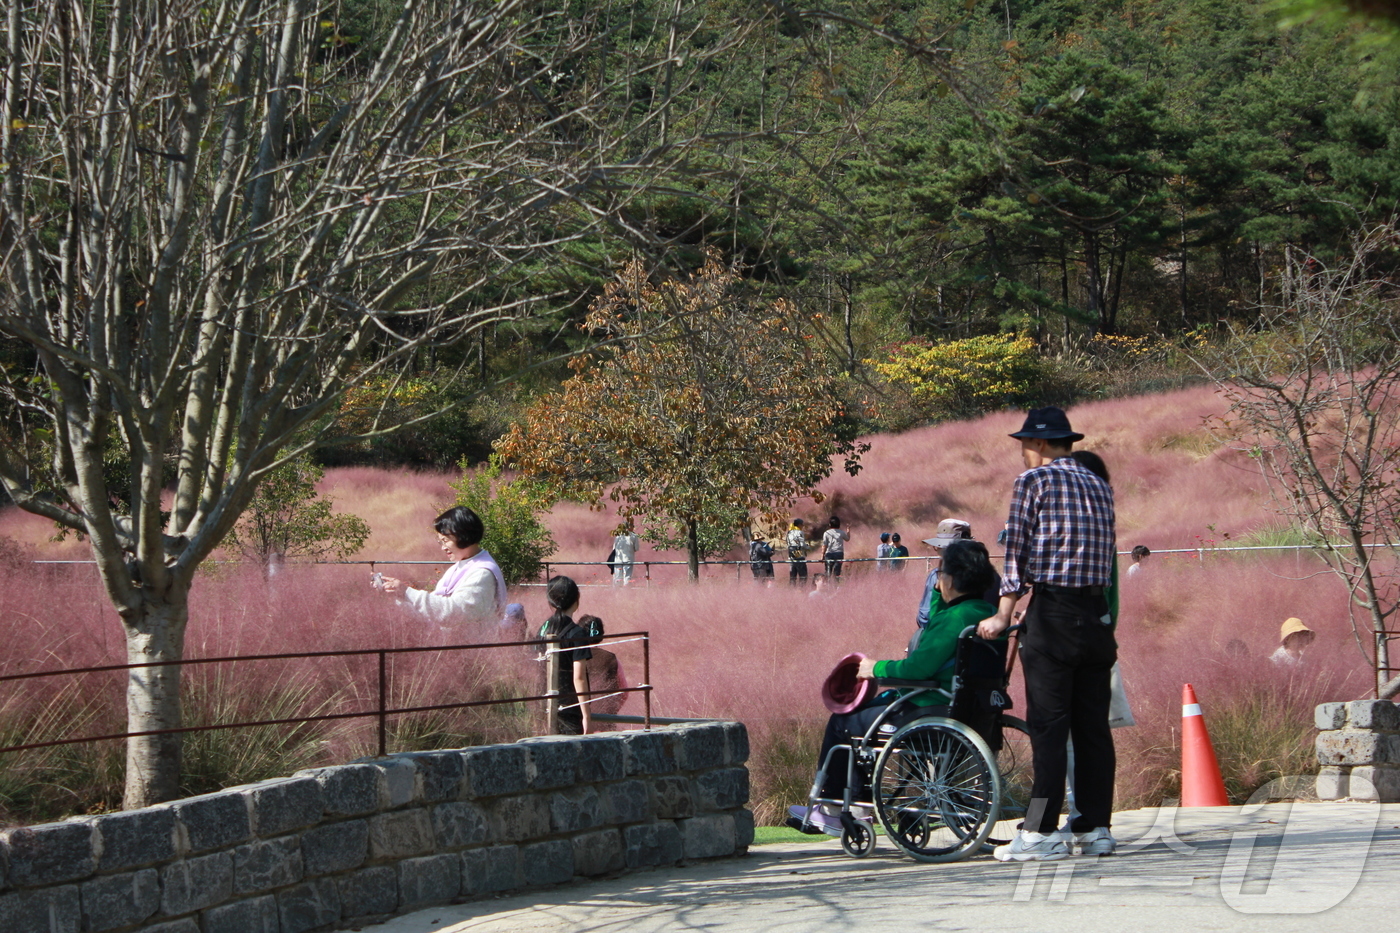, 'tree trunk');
686,518,700,582
122,594,190,809
1083,230,1104,334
